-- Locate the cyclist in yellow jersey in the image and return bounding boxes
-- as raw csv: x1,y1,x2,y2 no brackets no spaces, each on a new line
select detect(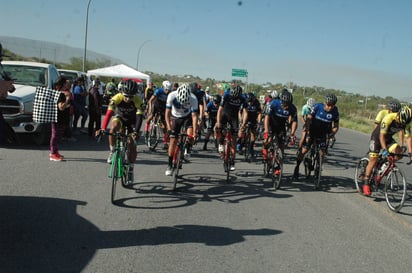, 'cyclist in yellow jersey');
96,80,144,183
362,106,412,196
402,106,412,162
373,100,401,129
